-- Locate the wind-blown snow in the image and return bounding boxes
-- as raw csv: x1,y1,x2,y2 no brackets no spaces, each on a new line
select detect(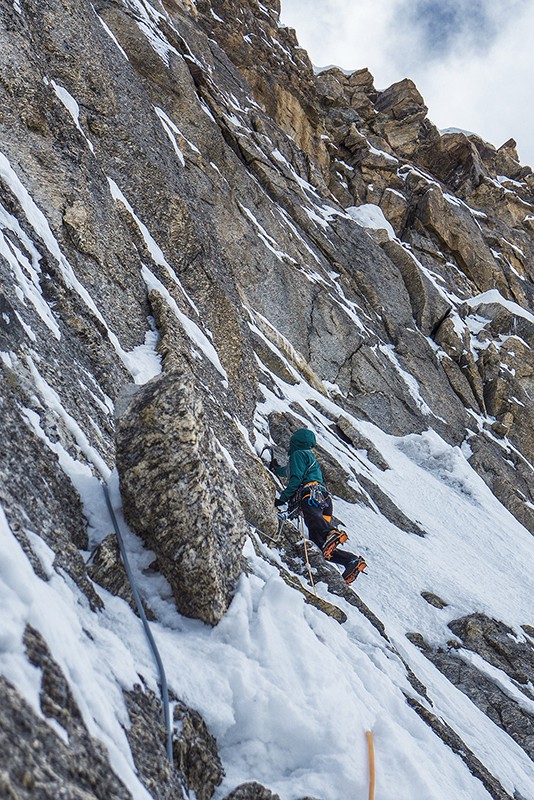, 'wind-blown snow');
154,106,186,166
124,0,175,65
96,13,129,60
0,502,154,800
378,343,439,418
239,203,295,263
0,199,61,339
141,264,229,385
25,357,111,479
107,178,227,383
